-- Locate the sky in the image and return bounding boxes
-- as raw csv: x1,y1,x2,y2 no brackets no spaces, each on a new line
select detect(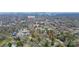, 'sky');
0,12,79,16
